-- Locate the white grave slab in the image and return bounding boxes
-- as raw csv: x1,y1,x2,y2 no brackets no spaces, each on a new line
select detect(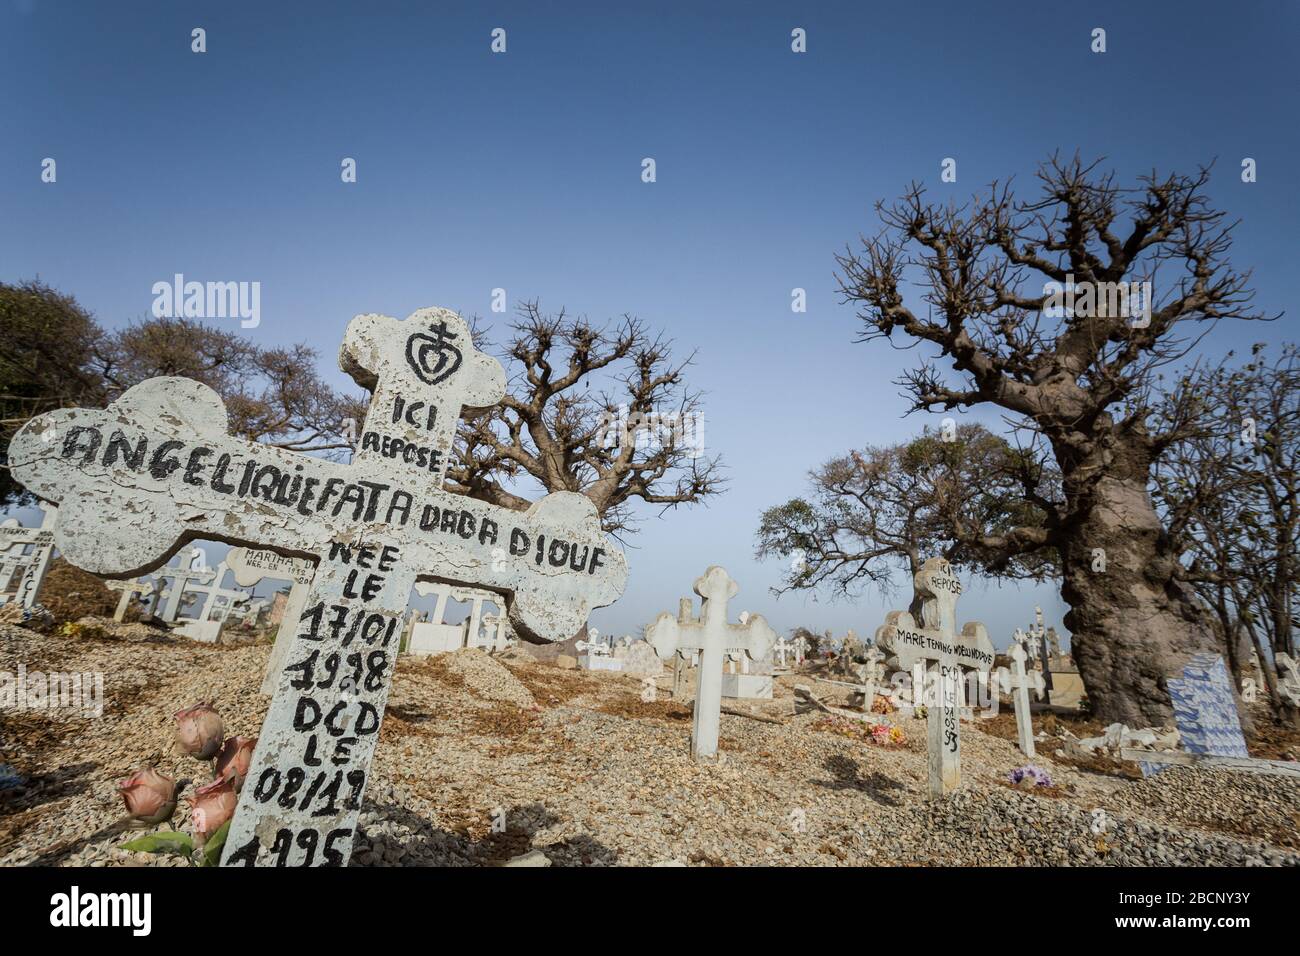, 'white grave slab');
721,673,772,699
8,306,628,867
